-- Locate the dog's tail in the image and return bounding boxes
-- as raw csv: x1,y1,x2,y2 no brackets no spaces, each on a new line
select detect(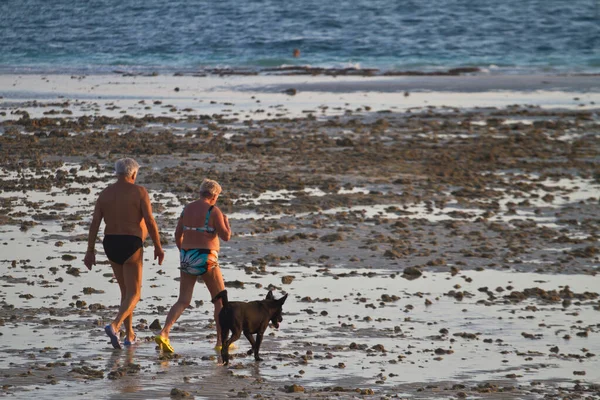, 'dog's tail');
212,290,229,307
